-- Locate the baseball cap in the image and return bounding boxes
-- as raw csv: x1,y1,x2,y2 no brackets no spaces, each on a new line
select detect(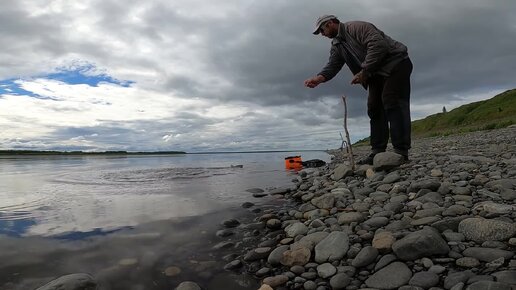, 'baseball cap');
313,15,337,35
